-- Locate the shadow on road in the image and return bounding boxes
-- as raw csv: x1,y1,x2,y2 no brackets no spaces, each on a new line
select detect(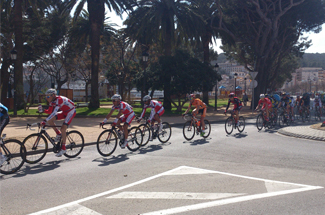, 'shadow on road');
93,154,129,166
